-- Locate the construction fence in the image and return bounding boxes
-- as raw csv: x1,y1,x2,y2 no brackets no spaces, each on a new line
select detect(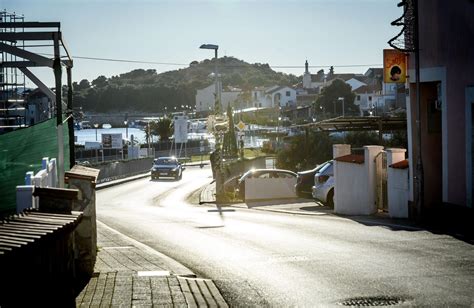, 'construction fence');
0,118,70,216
